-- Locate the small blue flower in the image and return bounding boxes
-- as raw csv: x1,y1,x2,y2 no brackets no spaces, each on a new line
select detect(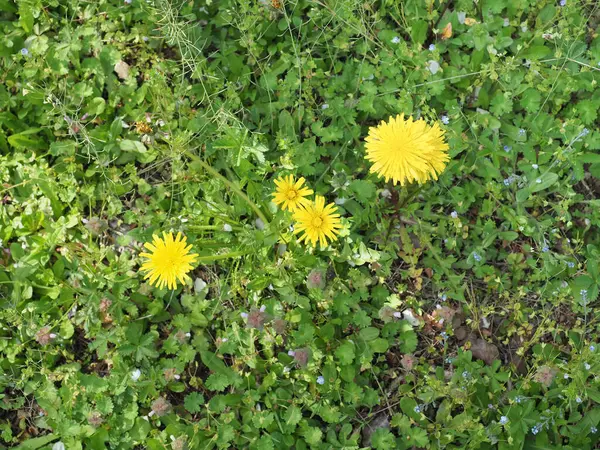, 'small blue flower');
391,36,400,44
590,345,596,352
585,362,591,370
440,332,448,340
20,48,29,56
559,0,566,6
499,416,509,425
441,294,447,301
429,44,436,51
488,404,494,409
241,312,248,319
531,424,541,435
582,128,590,136
515,396,524,404
503,145,512,152
441,115,449,125
542,246,549,253
518,128,526,135
473,252,482,262
414,405,422,413
576,396,582,403
503,178,511,186
592,426,598,433
317,376,325,385
462,371,470,379
450,211,458,219
567,262,575,268
124,0,132,3
445,357,454,364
